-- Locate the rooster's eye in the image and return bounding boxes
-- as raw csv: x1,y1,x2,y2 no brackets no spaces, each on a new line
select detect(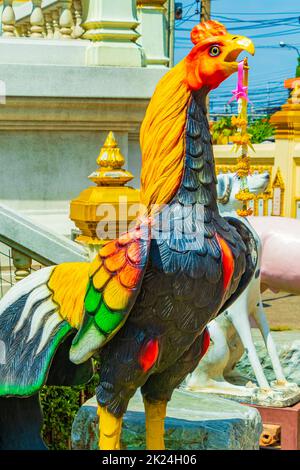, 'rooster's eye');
209,46,221,57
